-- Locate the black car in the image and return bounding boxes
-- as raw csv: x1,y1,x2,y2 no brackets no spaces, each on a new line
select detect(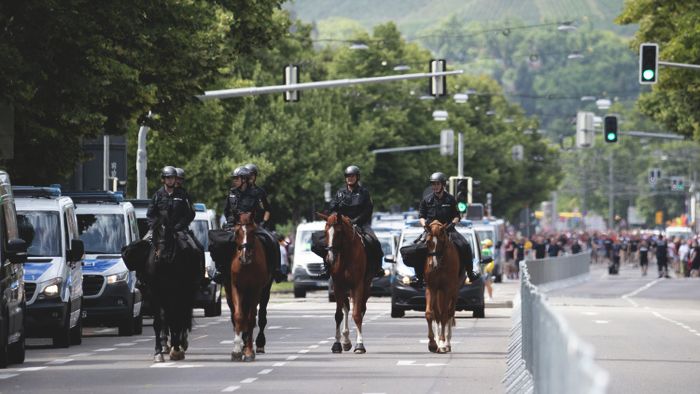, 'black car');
0,171,29,368
391,224,486,318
